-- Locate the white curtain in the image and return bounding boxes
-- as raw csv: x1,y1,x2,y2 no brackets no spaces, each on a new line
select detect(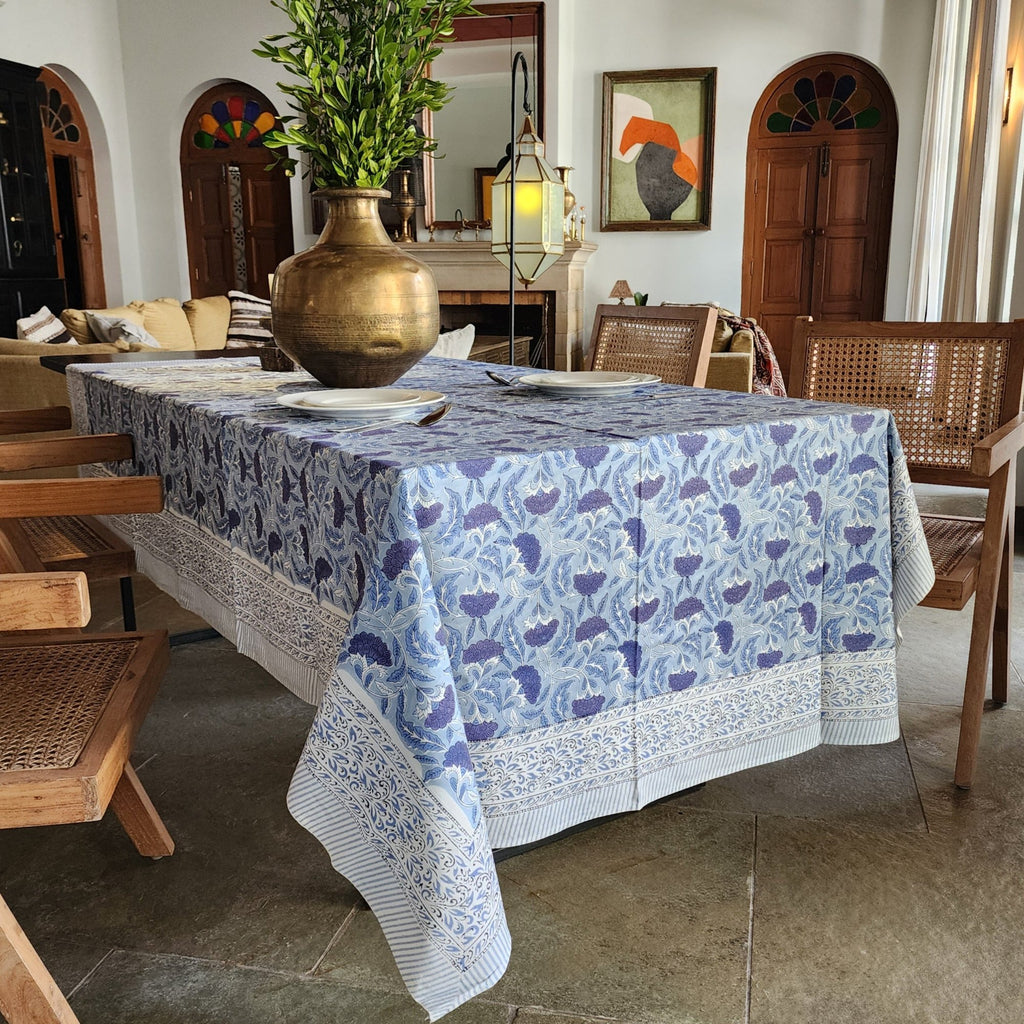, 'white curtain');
907,0,1011,320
